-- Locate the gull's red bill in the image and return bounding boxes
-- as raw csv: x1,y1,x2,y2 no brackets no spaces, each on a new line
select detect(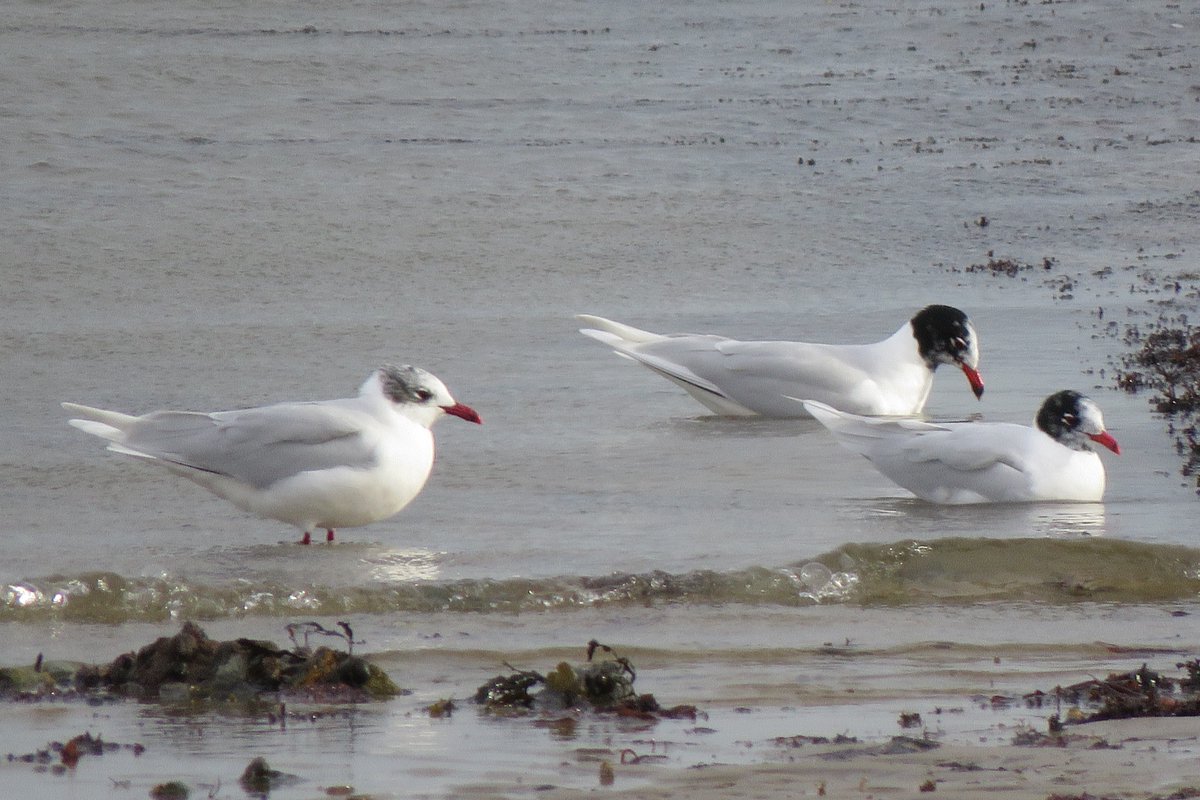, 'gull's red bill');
961,364,985,399
442,402,482,424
